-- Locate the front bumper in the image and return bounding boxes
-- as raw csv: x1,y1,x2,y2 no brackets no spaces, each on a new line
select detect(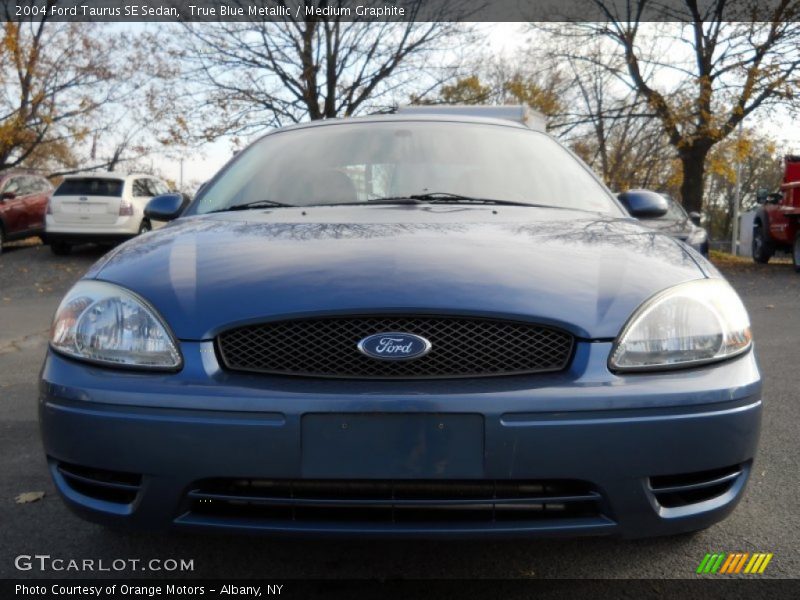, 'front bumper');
39,341,762,538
